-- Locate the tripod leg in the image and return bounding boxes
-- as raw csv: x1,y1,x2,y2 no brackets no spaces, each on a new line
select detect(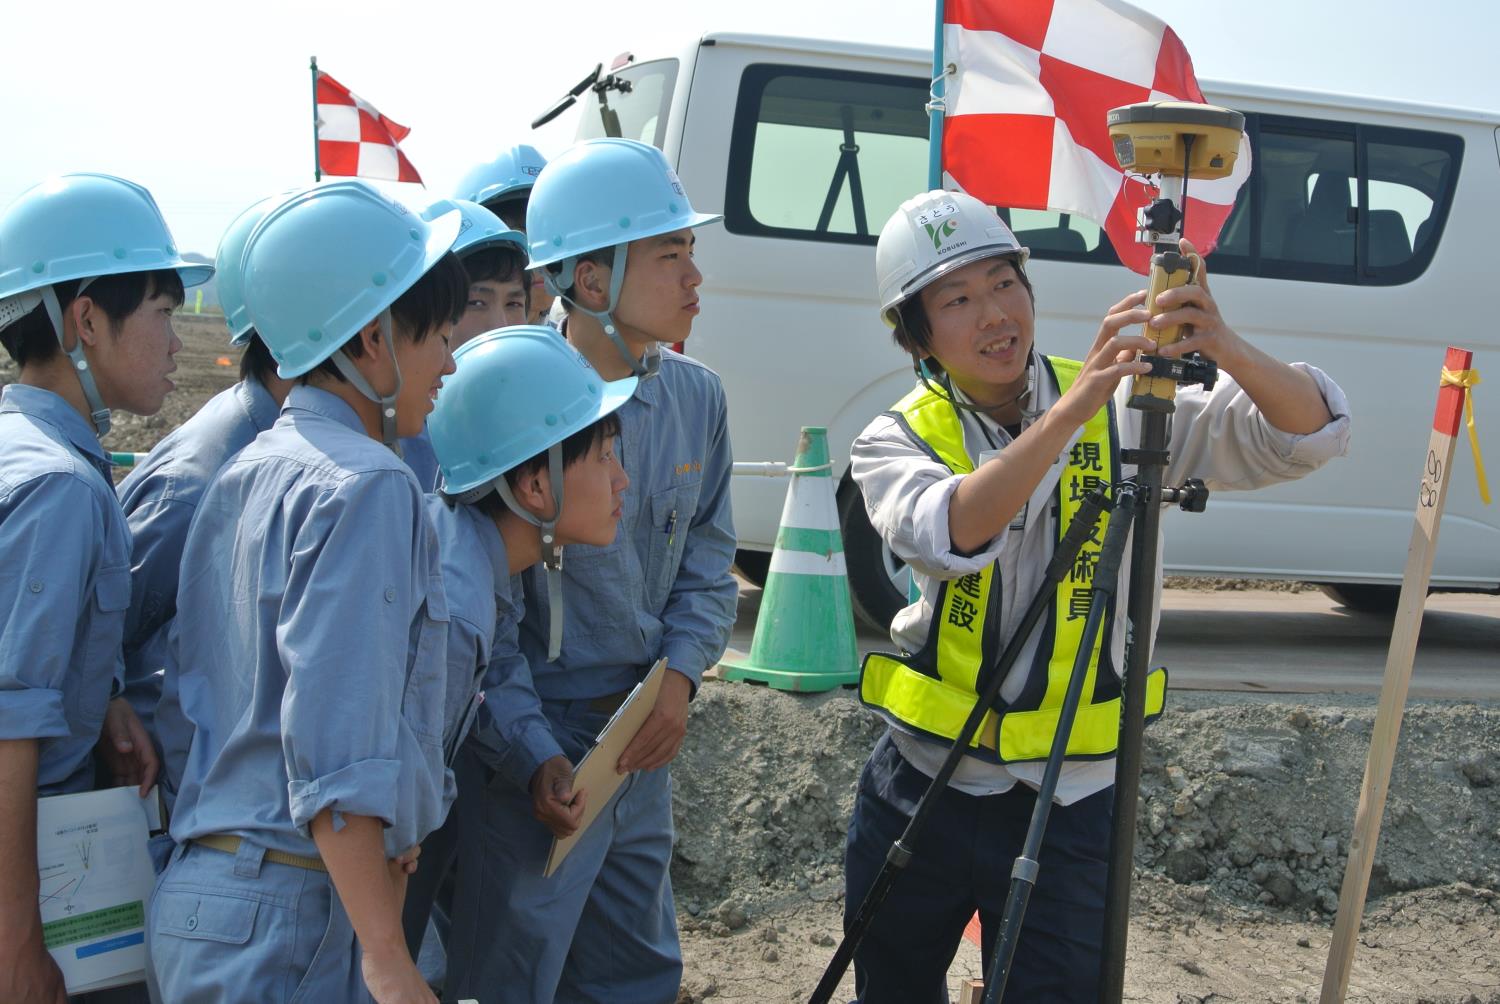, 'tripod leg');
983,487,1139,1004
806,489,1111,1004
1099,409,1172,1001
